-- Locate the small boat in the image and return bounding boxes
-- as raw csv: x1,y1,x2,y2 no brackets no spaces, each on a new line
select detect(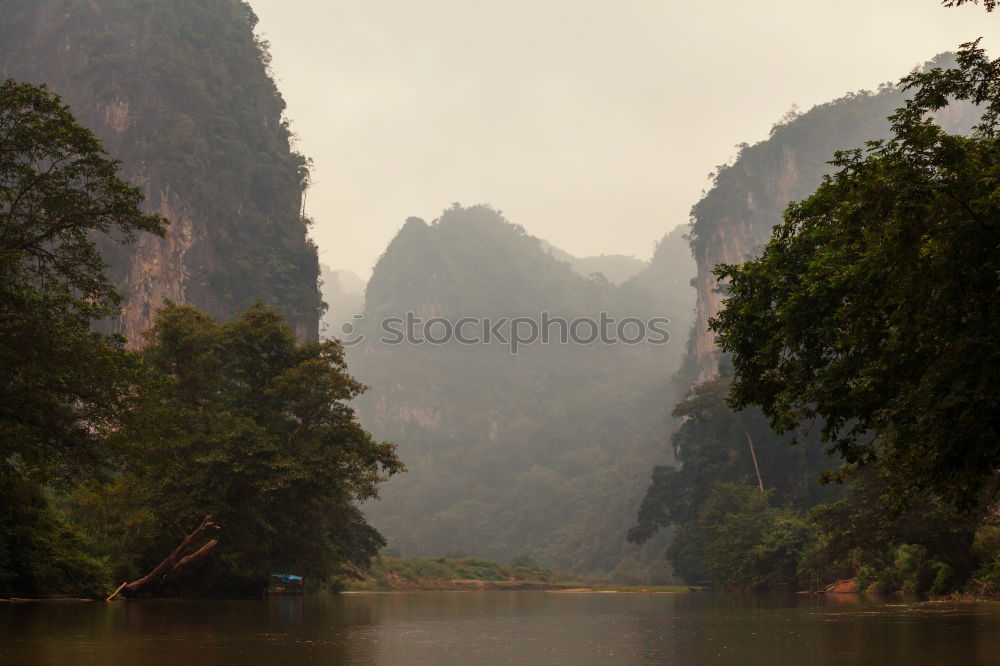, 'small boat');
267,573,304,596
